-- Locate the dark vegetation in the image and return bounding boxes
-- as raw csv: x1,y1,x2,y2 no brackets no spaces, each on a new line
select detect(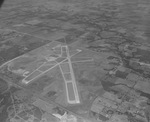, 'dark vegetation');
0,0,5,8
0,78,8,94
